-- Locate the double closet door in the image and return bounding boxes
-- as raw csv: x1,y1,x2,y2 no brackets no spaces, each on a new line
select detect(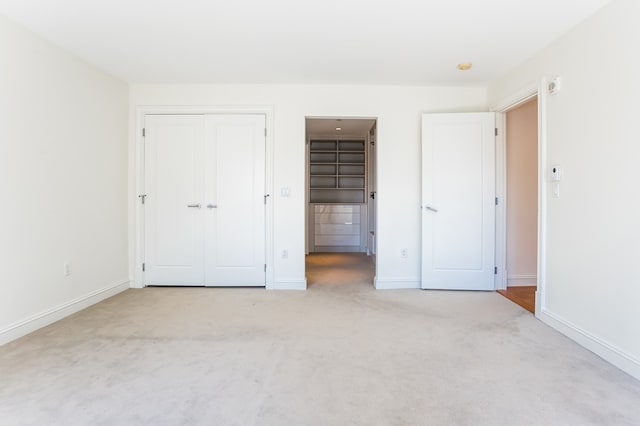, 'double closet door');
144,114,266,287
